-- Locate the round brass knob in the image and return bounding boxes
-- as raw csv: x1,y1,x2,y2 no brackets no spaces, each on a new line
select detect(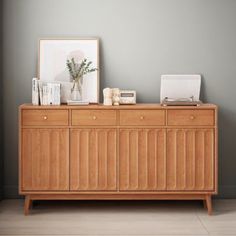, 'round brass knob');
93,116,97,120
140,116,144,120
190,115,195,120
43,116,48,120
